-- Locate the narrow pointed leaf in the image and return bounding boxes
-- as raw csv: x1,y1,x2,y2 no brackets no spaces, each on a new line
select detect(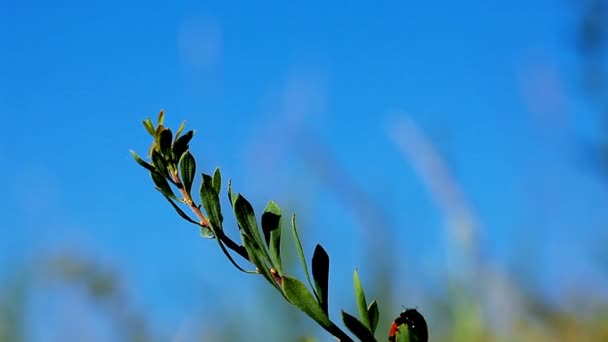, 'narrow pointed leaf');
158,128,173,159
130,150,156,172
173,130,194,163
291,214,318,302
341,310,376,342
150,170,177,200
212,167,222,195
200,173,223,231
367,300,379,334
143,119,156,136
180,151,196,195
353,269,371,330
227,179,237,208
261,201,282,273
394,324,414,342
157,109,165,125
174,120,186,141
233,194,270,262
311,244,330,314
